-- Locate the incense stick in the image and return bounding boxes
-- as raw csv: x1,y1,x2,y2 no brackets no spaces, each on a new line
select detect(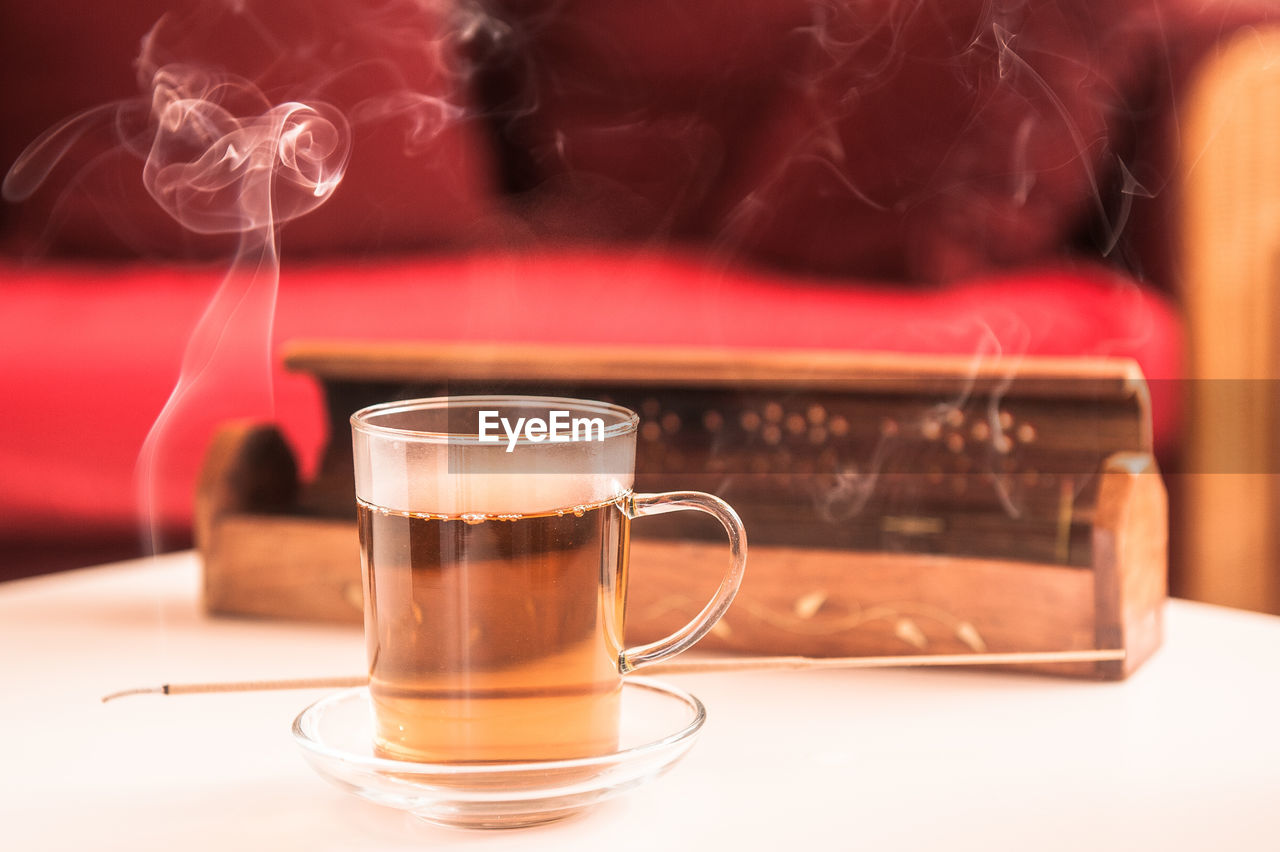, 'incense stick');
101,675,369,703
647,648,1125,674
100,648,1125,703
